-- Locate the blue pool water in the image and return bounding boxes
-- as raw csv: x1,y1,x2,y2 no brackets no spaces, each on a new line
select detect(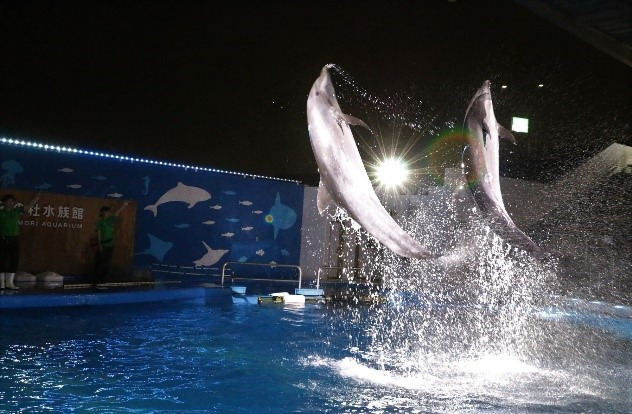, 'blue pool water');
1,294,631,413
